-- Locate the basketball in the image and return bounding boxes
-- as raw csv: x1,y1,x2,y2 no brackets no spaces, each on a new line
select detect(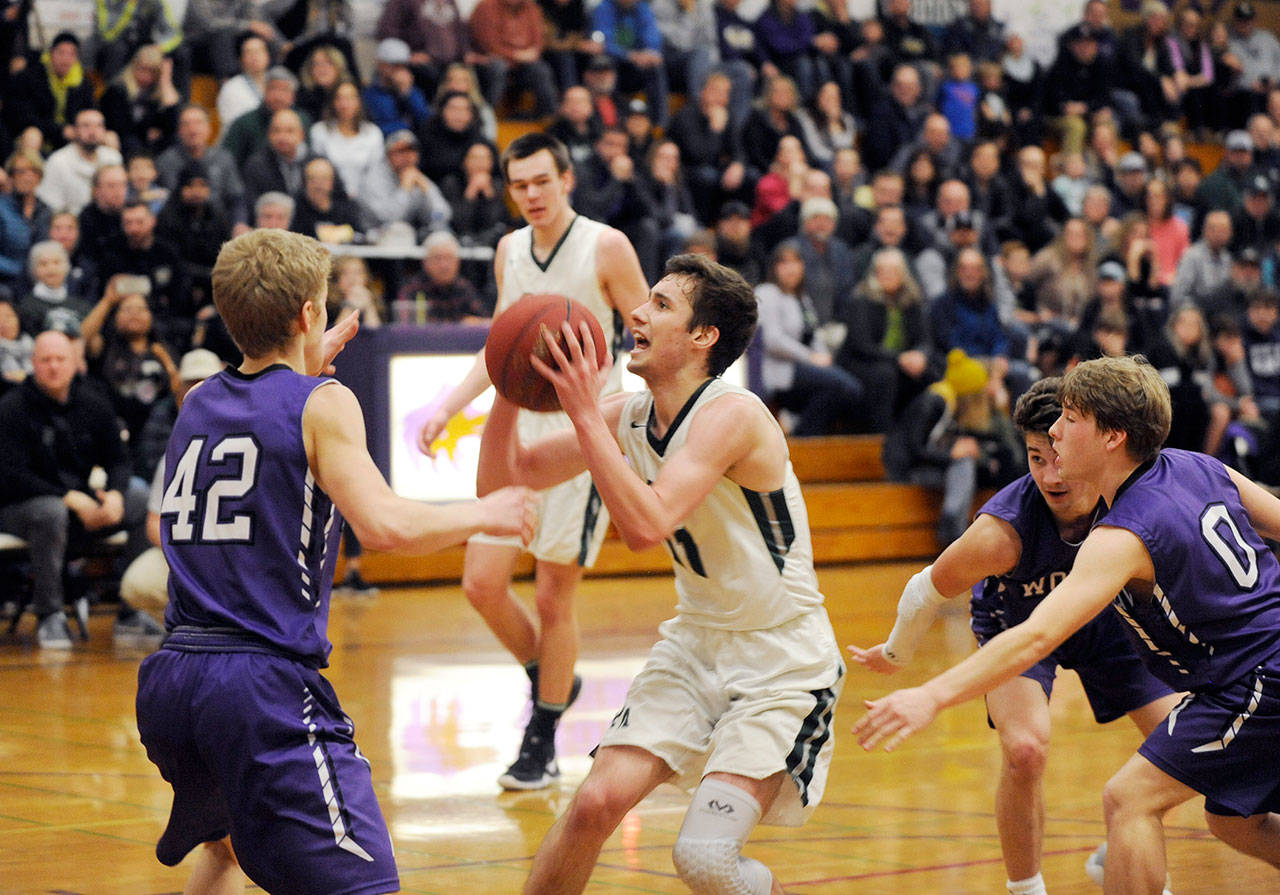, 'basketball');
484,293,608,412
